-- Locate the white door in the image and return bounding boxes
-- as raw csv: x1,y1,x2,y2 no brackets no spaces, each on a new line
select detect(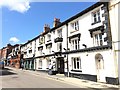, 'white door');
96,59,105,82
